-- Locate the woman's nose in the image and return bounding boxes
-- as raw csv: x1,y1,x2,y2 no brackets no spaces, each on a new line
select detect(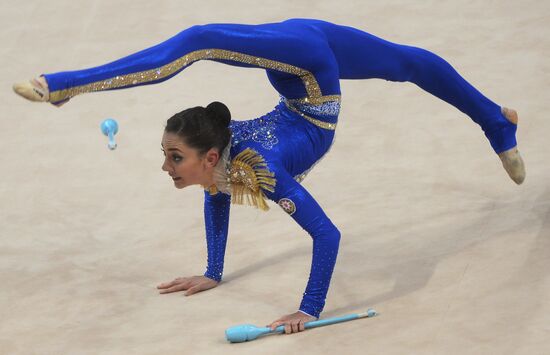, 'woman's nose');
161,160,170,172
